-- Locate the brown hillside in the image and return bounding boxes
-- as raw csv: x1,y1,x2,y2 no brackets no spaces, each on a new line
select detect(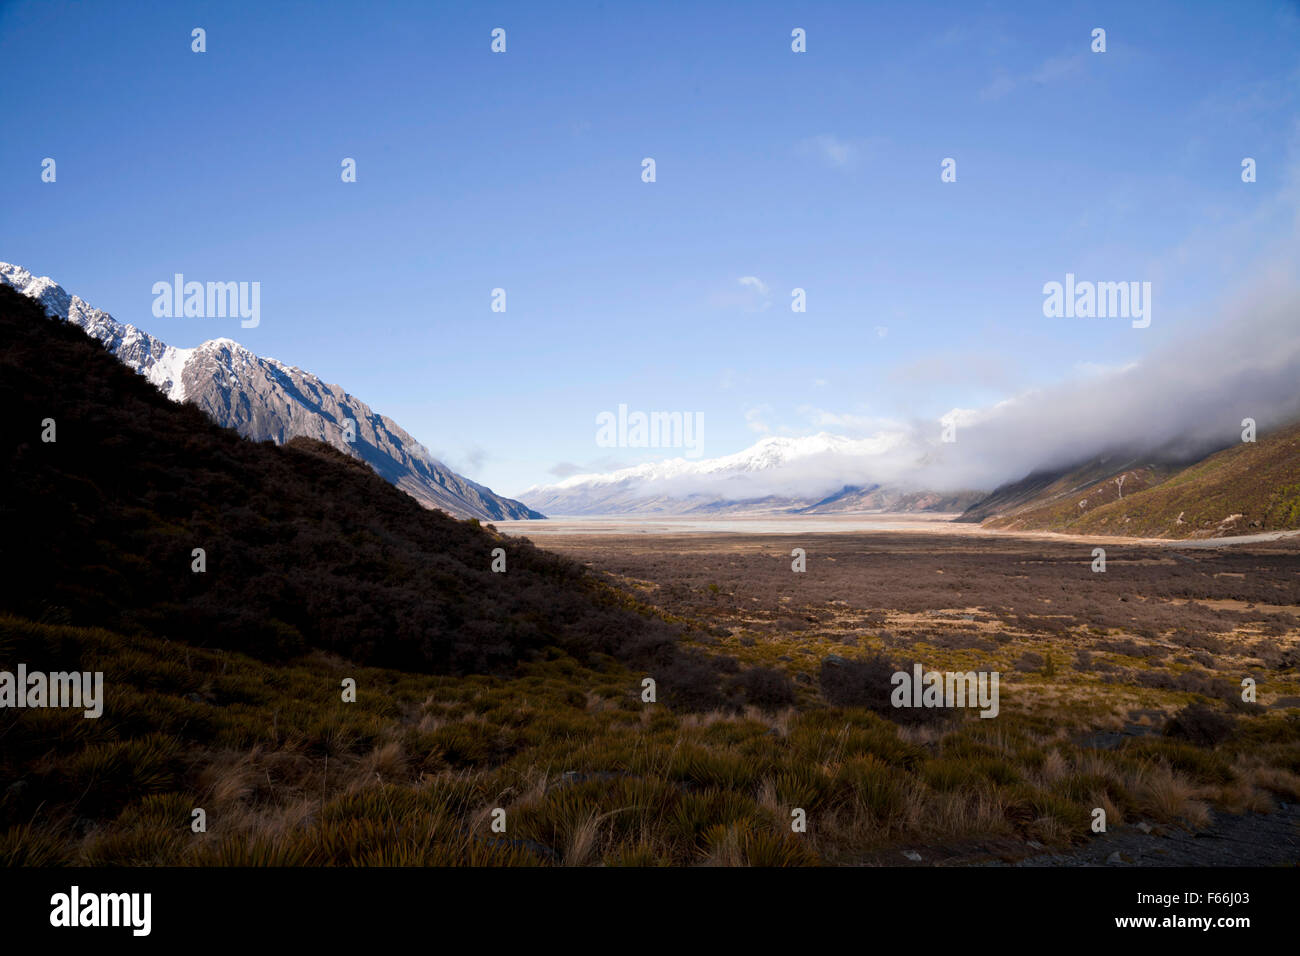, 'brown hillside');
985,422,1300,538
